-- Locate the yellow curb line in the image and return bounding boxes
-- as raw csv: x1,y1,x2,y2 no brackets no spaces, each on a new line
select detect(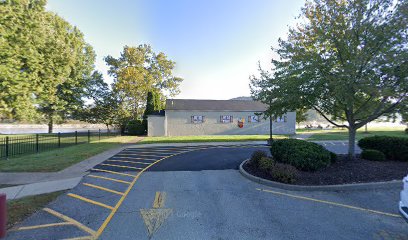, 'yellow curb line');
87,175,131,185
43,208,96,235
83,183,125,196
67,193,114,210
256,188,402,218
